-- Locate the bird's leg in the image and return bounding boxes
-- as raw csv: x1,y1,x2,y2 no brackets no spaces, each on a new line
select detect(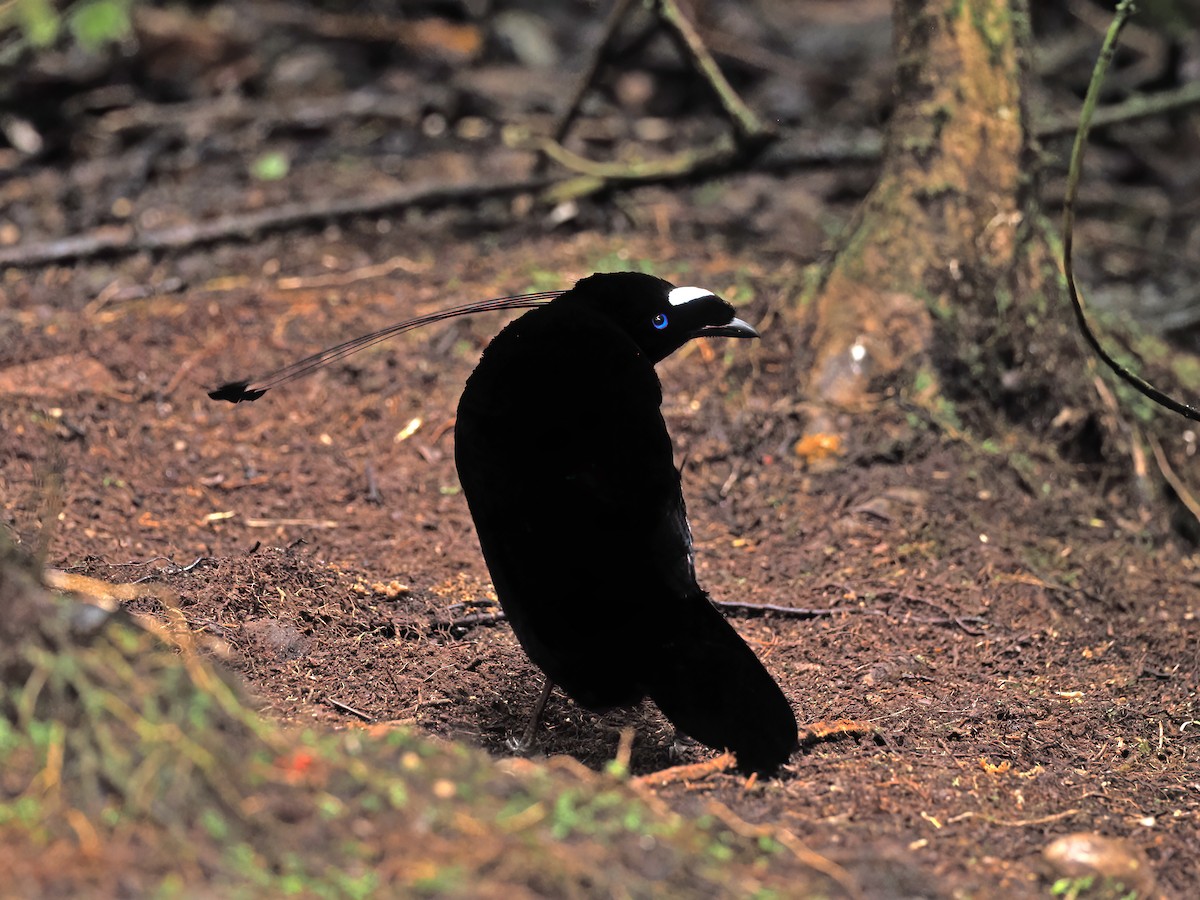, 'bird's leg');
521,678,555,746
667,727,698,763
507,678,555,753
